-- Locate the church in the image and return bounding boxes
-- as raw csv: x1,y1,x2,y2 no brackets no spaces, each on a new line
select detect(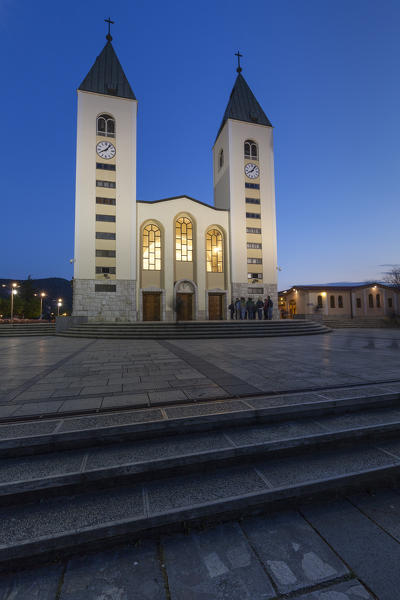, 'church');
72,30,278,322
